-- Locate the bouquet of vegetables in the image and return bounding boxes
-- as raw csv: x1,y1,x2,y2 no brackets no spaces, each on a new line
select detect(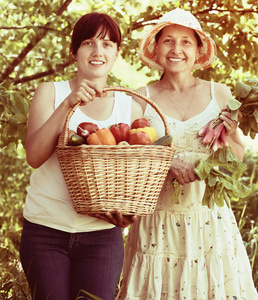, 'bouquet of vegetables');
194,148,251,209
198,79,258,151
172,79,257,209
